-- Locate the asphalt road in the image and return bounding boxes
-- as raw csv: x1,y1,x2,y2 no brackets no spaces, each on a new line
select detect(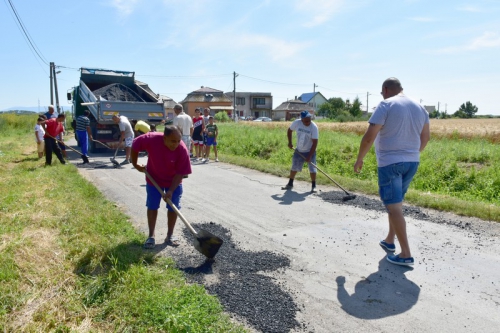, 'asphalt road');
70,145,500,333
